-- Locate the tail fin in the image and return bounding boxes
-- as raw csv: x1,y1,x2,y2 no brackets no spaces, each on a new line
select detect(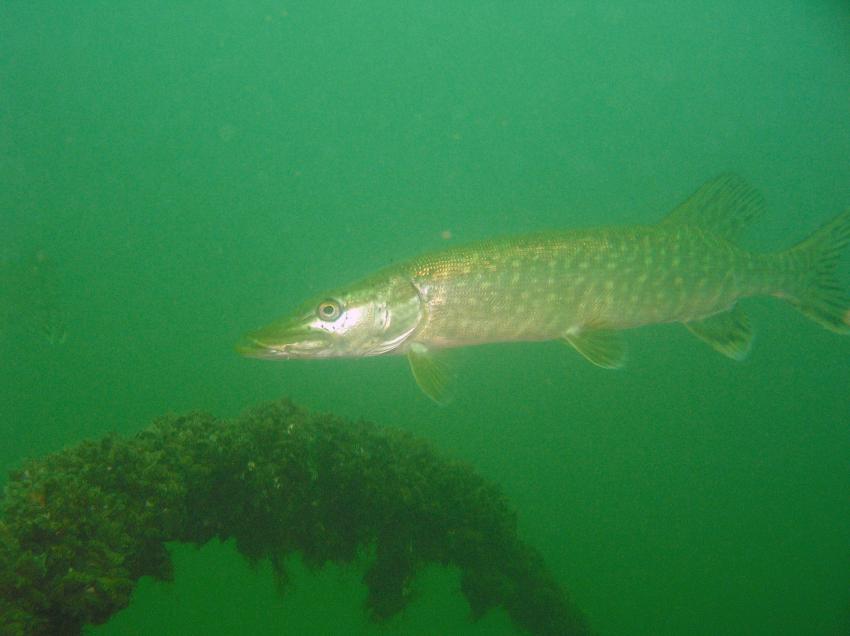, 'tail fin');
782,209,850,334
